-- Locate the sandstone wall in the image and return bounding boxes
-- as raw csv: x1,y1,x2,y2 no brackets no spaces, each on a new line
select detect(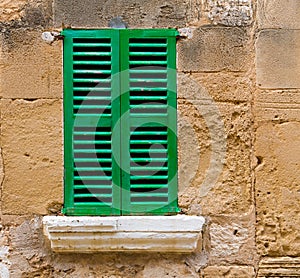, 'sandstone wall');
0,0,299,277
